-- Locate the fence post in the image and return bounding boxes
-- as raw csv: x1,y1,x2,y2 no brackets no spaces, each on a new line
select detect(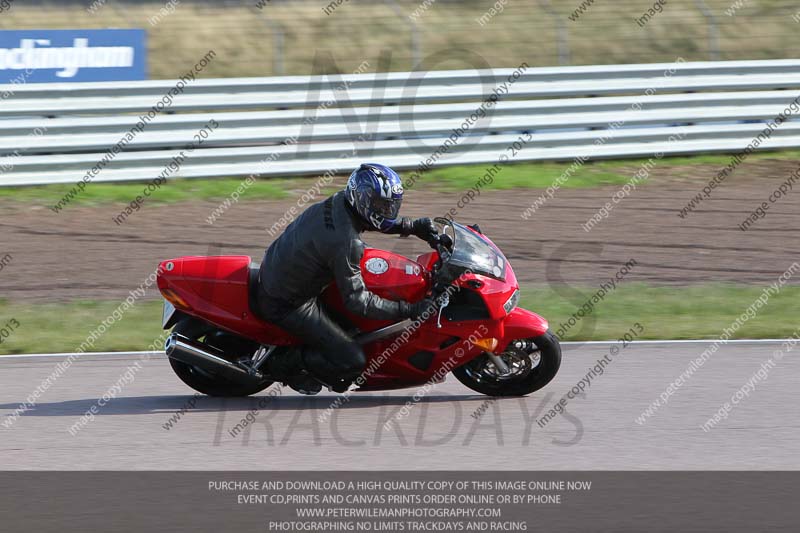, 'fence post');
257,13,285,75
695,0,721,60
537,0,570,65
385,0,422,69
